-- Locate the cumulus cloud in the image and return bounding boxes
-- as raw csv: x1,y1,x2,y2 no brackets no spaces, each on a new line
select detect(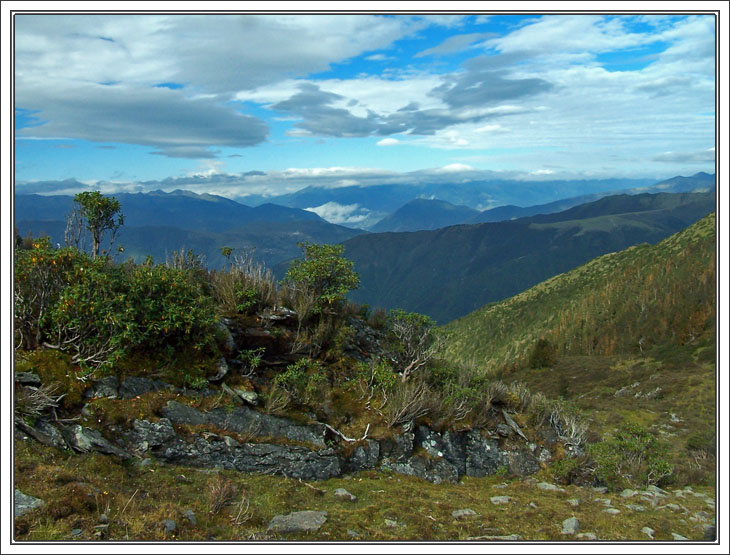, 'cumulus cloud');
304,202,371,226
377,138,400,146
